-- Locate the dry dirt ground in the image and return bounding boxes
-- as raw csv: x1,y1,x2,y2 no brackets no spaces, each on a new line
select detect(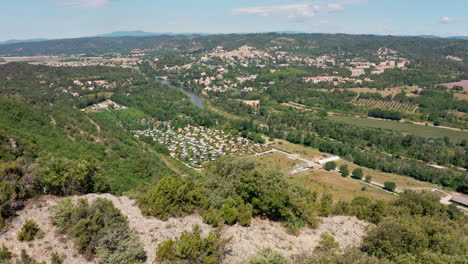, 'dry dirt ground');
0,194,369,264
